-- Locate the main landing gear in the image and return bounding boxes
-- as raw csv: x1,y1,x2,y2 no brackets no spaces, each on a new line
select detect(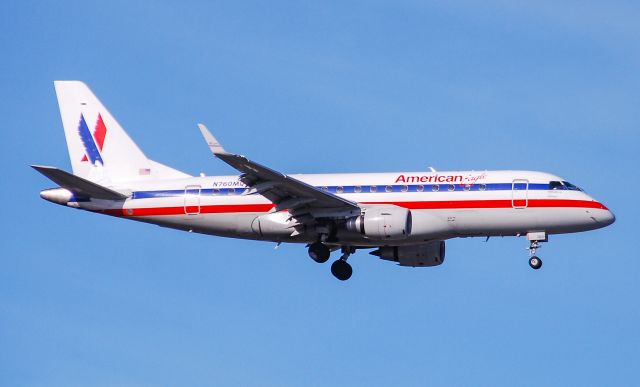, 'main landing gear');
307,243,355,280
526,232,546,270
331,247,355,281
308,242,330,263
